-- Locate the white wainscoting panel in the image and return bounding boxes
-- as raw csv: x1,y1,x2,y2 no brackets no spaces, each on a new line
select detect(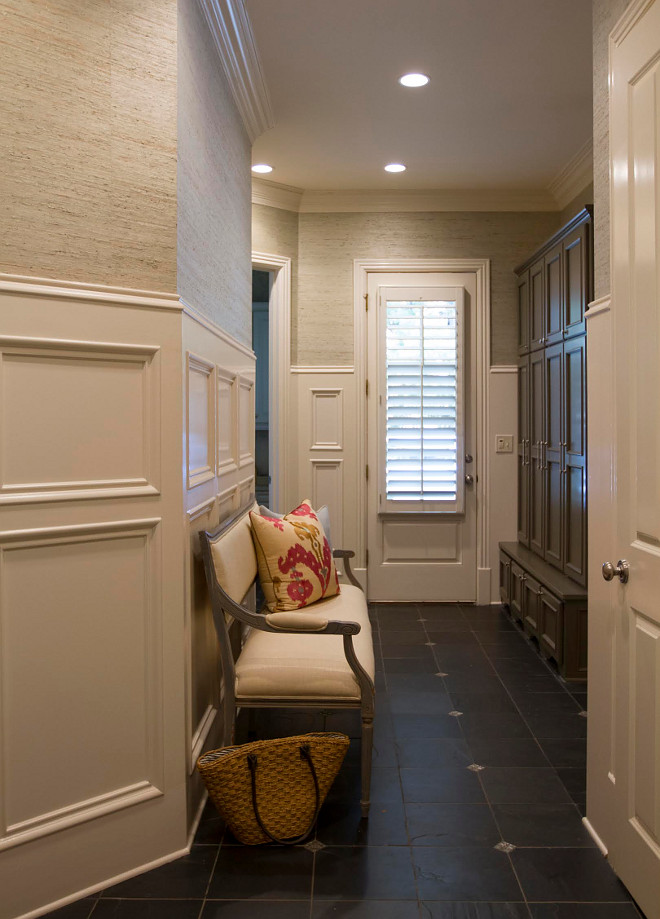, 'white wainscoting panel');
488,367,518,602
0,337,160,504
310,388,343,451
182,308,255,828
0,519,163,847
216,367,238,475
0,274,186,919
310,459,343,542
187,353,216,489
